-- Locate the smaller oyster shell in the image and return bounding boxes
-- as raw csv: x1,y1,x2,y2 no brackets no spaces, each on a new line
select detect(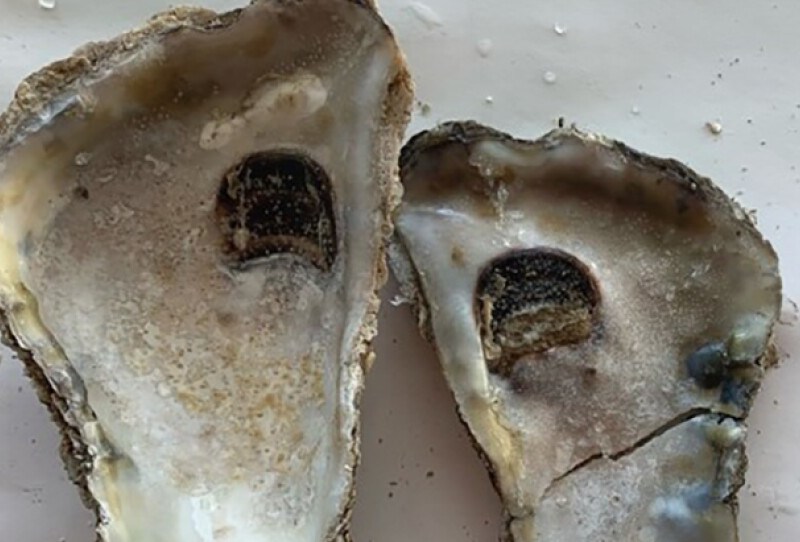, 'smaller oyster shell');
390,122,781,541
